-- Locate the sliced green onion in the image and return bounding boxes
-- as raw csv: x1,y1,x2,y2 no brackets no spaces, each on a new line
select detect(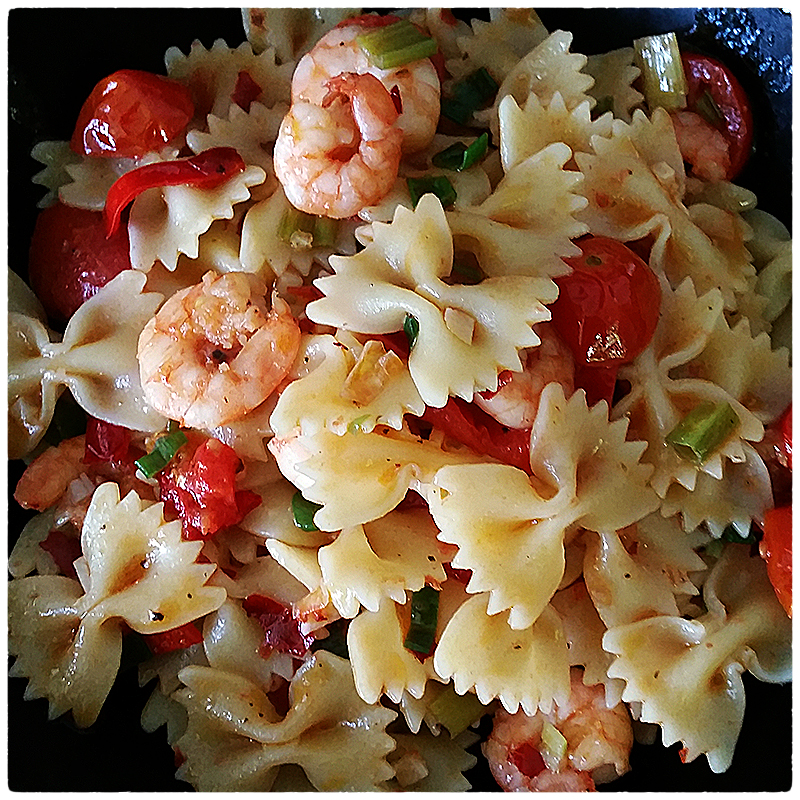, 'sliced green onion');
279,208,338,249
695,89,725,129
135,428,188,478
403,313,419,349
357,19,438,70
540,721,568,771
431,132,489,172
665,401,739,465
407,175,457,209
403,585,439,655
441,67,498,126
348,414,371,435
428,683,487,737
312,216,338,248
633,32,688,112
291,490,322,531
